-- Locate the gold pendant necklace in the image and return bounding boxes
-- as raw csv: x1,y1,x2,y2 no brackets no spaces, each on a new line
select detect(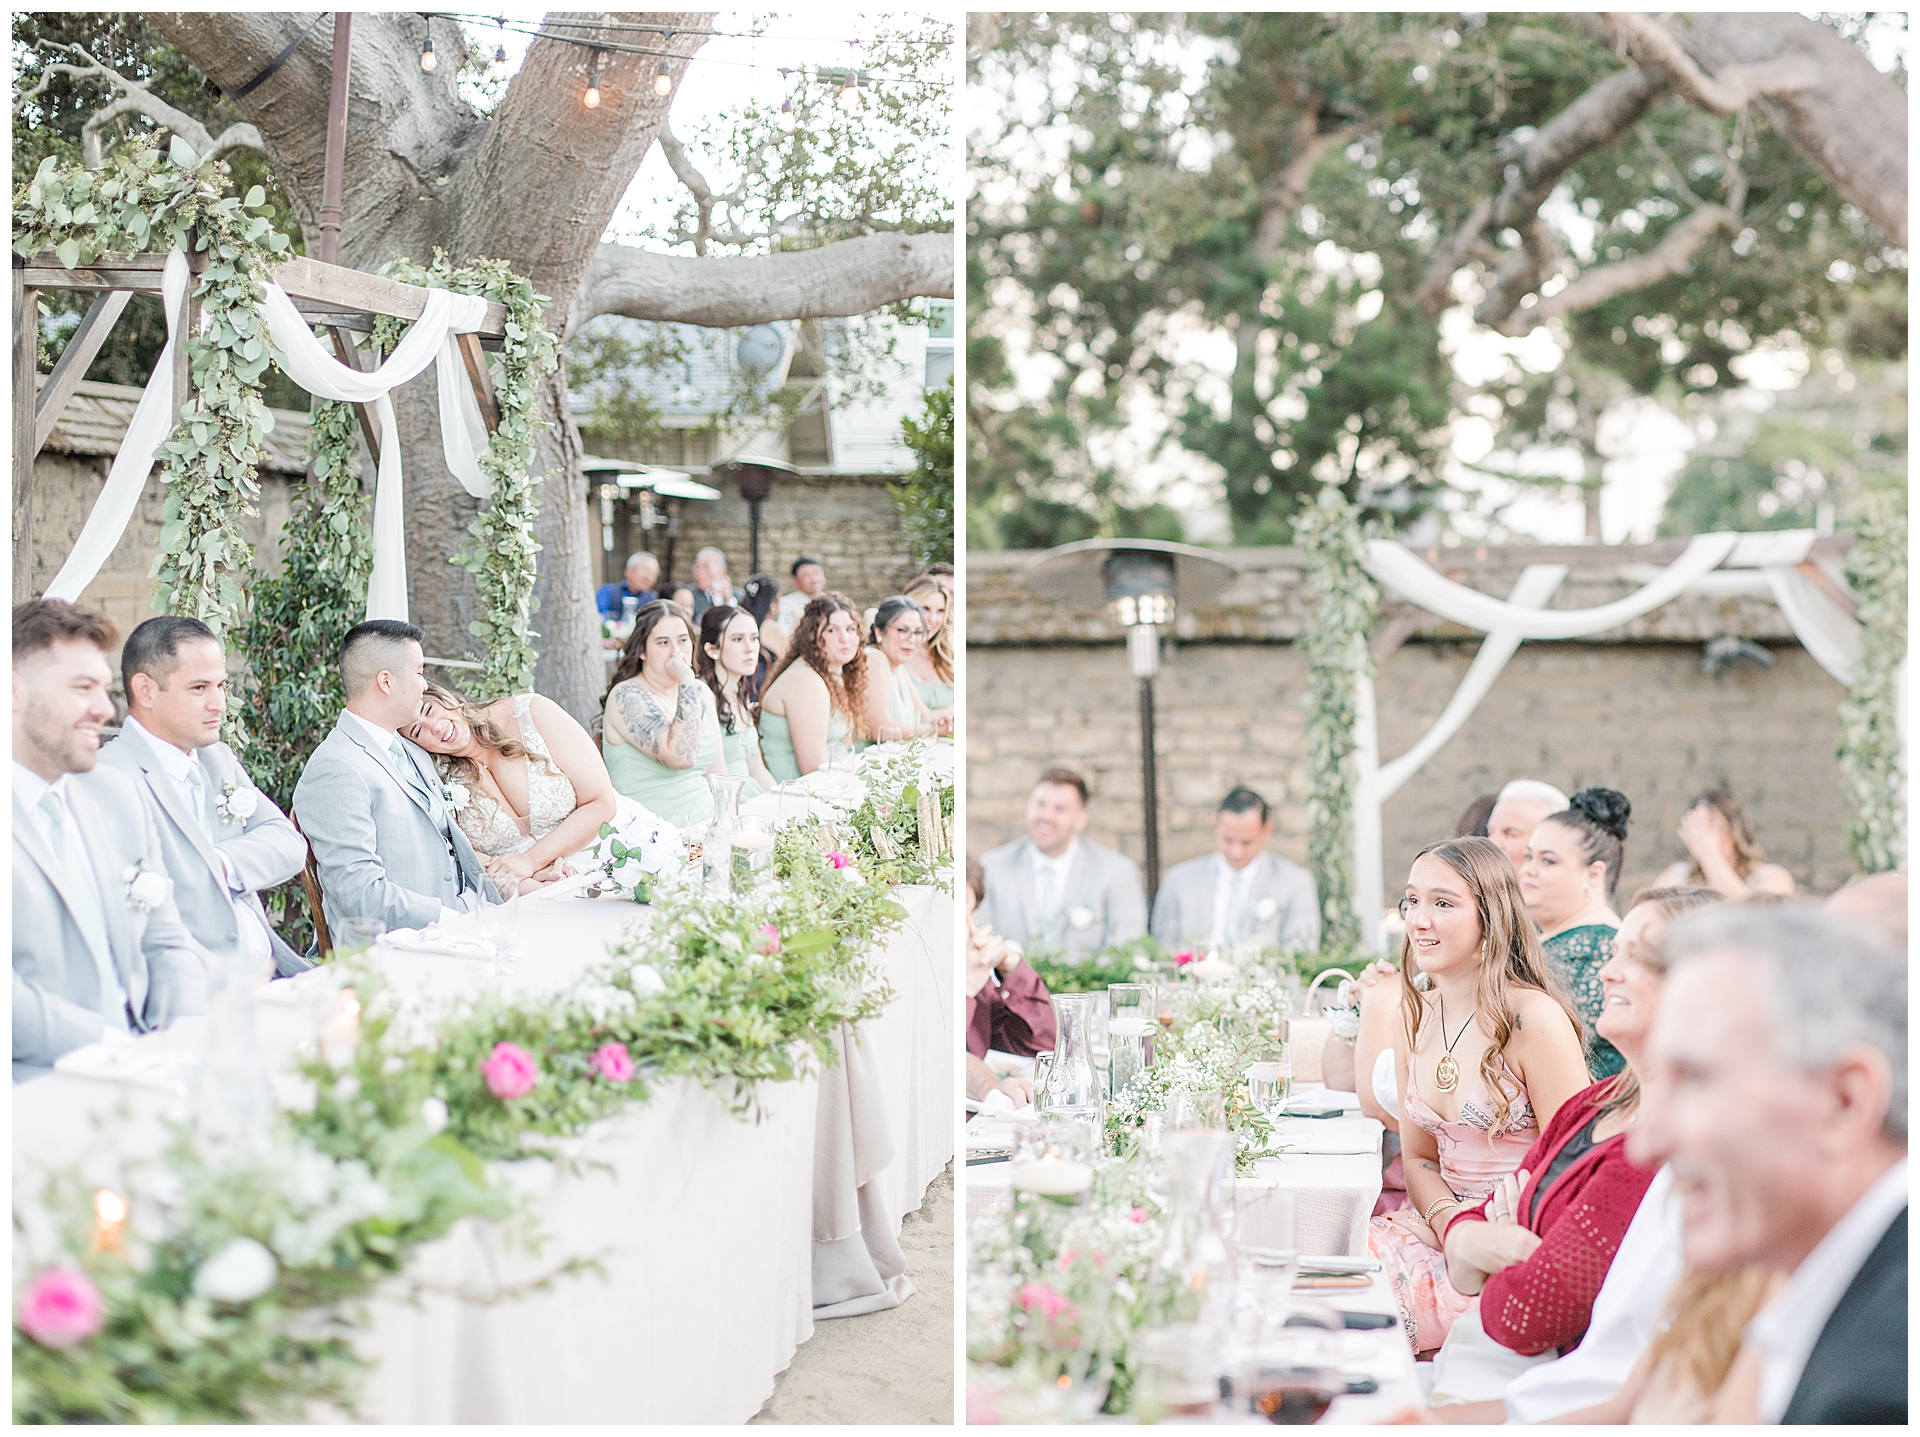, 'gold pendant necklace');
1433,994,1476,1094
